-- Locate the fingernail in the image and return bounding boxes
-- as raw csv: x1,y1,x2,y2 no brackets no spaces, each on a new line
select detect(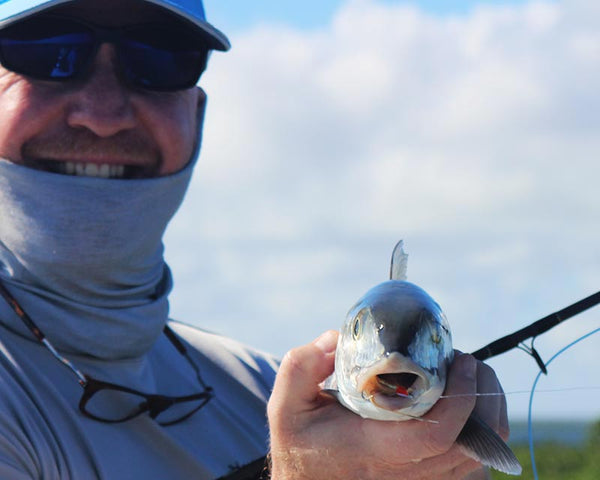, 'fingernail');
314,330,338,355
